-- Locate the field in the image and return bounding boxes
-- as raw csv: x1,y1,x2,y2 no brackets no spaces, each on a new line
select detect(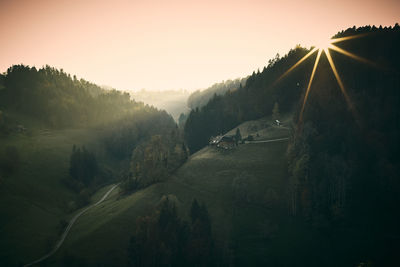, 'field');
51,116,293,266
